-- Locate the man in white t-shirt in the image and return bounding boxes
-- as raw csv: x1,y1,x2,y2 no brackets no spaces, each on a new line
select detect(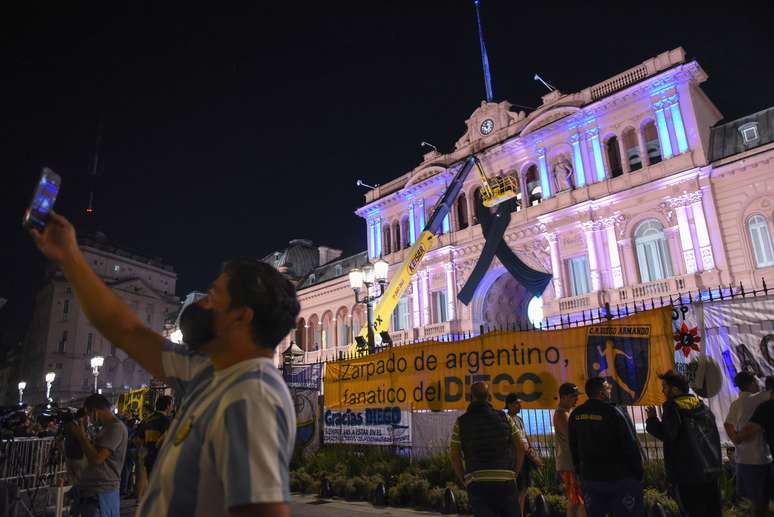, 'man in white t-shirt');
724,371,771,517
31,213,300,517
